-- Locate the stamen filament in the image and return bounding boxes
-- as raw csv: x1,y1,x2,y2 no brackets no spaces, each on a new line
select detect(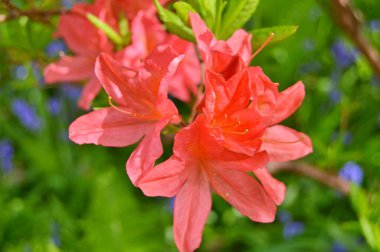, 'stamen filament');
224,128,249,135
250,33,275,61
108,96,151,120
262,135,306,144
